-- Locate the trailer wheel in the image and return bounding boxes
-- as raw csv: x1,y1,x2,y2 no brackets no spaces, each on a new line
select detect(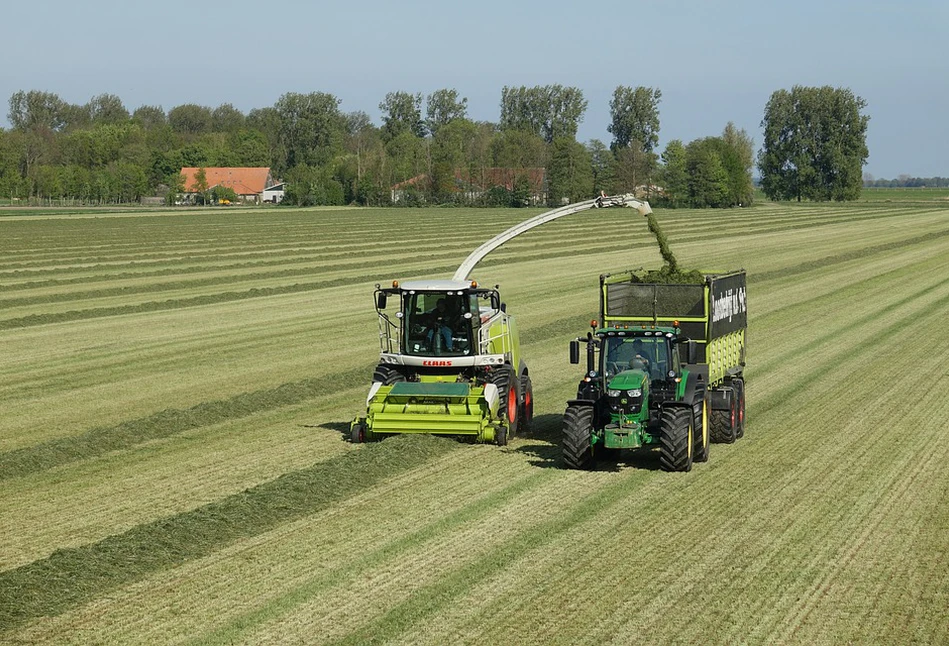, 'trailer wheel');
489,366,520,436
519,374,534,434
659,407,693,472
372,364,406,385
562,405,596,470
693,395,710,463
734,378,746,439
